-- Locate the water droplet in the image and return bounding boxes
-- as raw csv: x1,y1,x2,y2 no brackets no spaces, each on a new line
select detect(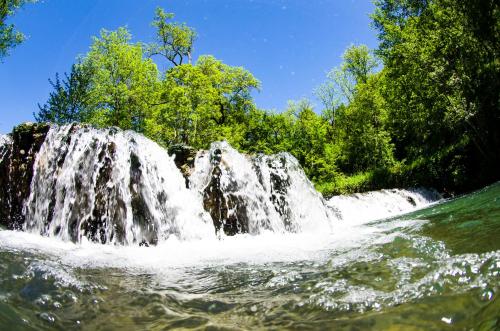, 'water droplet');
441,317,453,324
39,312,56,323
